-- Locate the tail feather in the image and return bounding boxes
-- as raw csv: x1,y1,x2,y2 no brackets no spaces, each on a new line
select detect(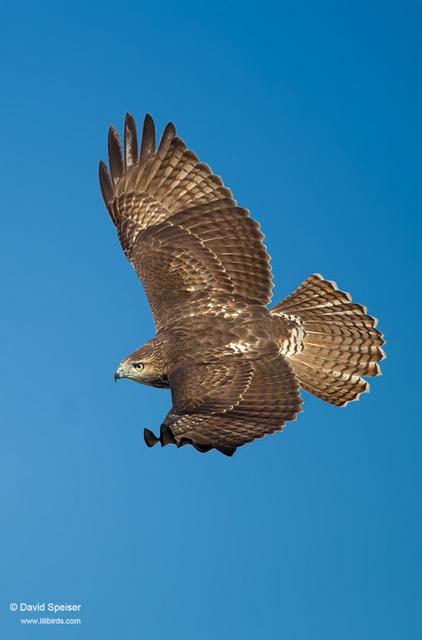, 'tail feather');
291,360,369,406
271,274,385,406
303,320,382,337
